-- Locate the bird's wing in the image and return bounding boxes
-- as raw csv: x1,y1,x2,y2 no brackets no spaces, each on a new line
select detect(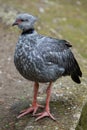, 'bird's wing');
36,36,82,83
36,36,72,65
